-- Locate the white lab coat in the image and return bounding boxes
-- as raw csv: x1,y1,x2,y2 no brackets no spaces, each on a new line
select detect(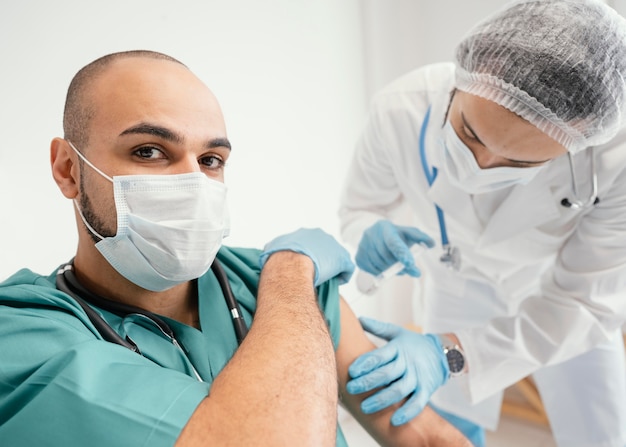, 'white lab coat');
339,63,626,445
